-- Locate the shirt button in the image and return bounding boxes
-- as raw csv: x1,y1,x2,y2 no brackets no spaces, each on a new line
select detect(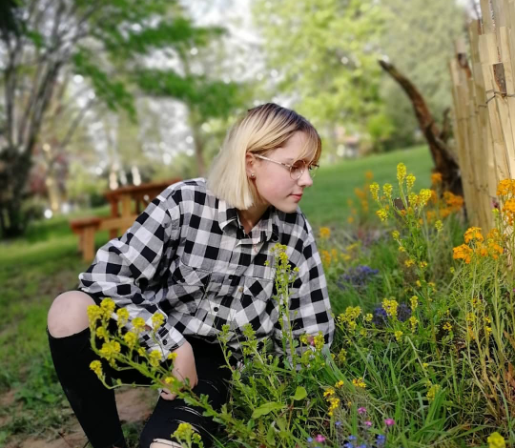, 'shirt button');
163,339,168,345
213,306,219,312
238,287,244,293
